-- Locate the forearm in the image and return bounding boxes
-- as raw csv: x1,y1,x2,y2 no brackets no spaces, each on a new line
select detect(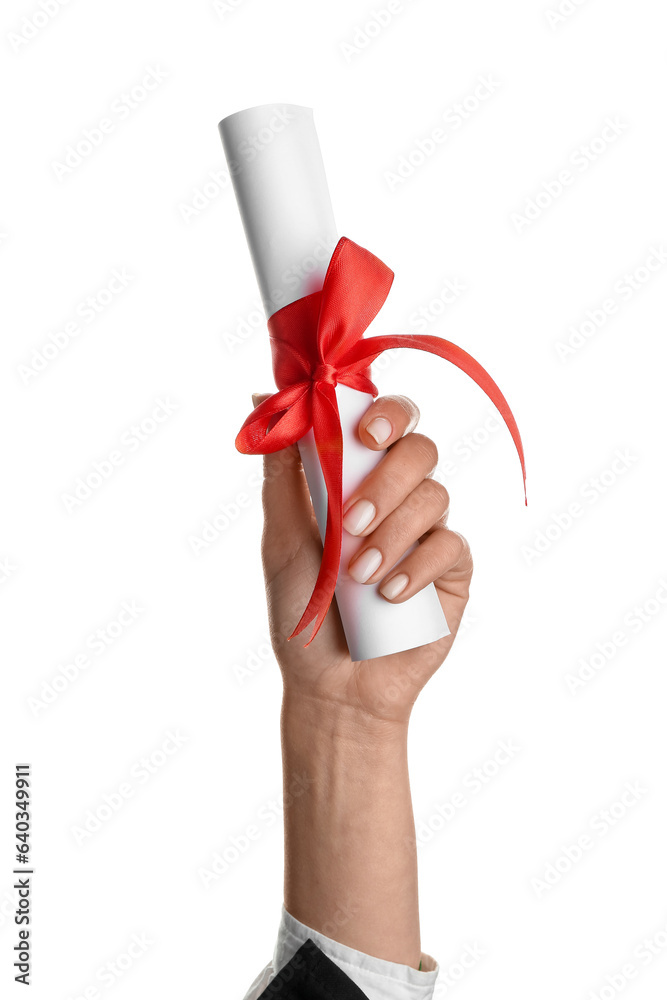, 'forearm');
281,691,421,969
